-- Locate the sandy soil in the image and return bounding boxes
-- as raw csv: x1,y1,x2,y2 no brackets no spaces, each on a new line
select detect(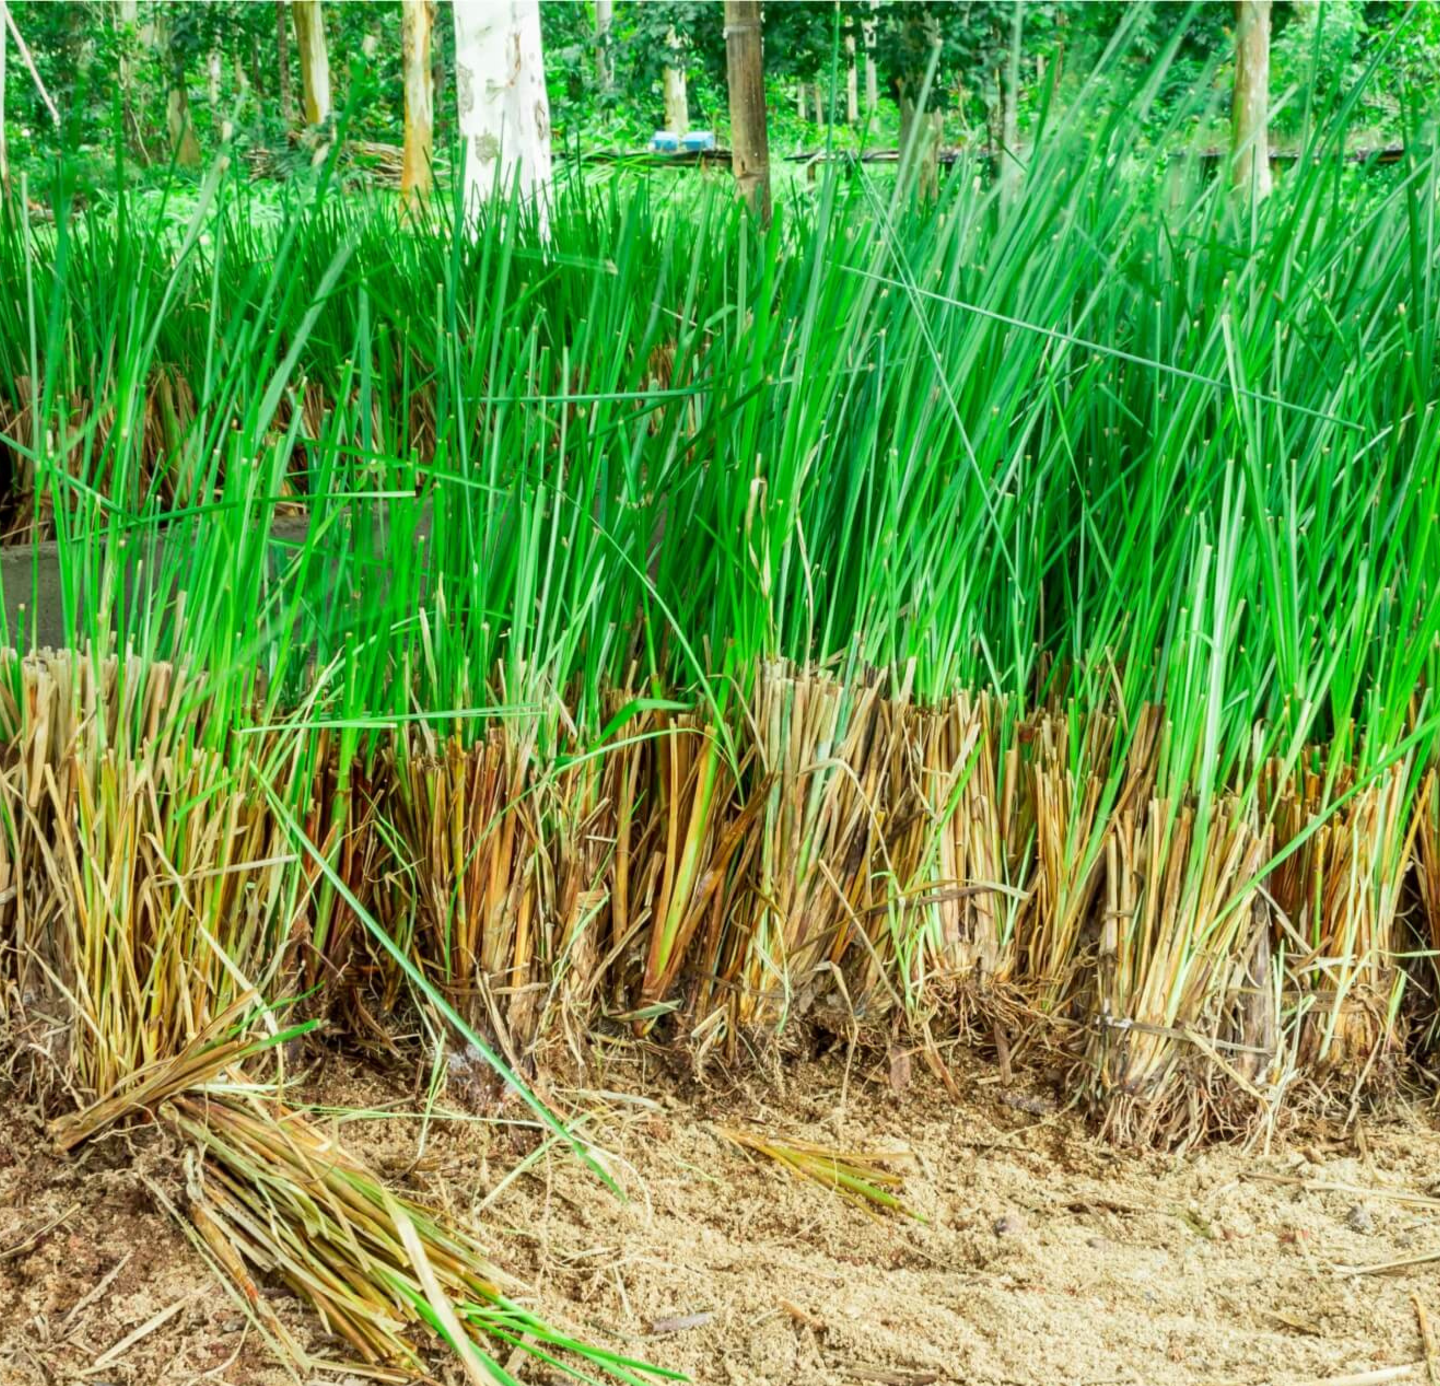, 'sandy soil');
4,1048,1440,1386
